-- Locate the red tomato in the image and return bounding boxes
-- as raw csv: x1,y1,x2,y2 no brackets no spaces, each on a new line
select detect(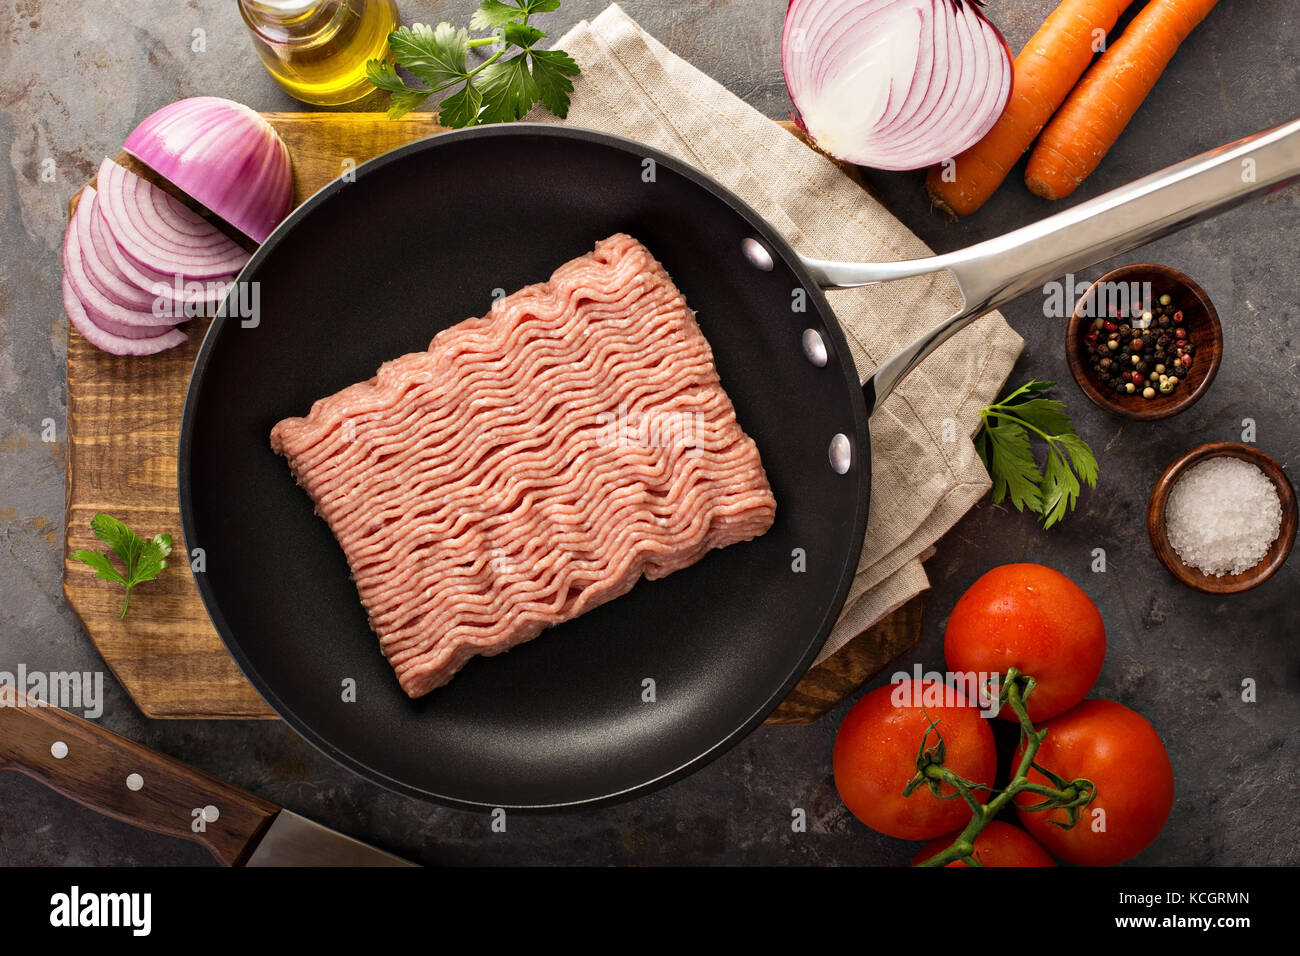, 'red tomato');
944,563,1105,722
1014,699,1174,866
834,679,997,841
911,821,1057,867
